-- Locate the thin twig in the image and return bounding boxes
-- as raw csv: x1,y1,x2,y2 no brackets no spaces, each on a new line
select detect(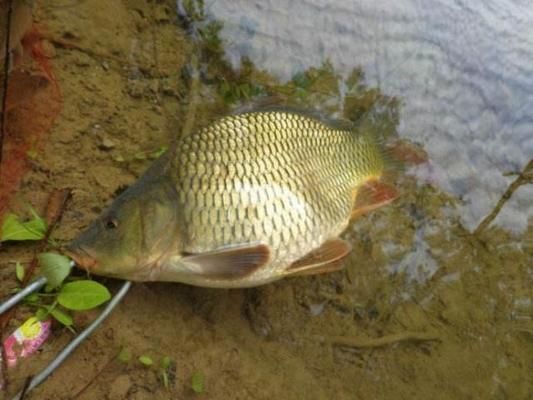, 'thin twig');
18,375,33,400
68,350,120,399
315,331,441,349
48,36,128,67
0,0,14,172
180,53,200,138
474,159,533,236
0,1,14,393
22,188,71,284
